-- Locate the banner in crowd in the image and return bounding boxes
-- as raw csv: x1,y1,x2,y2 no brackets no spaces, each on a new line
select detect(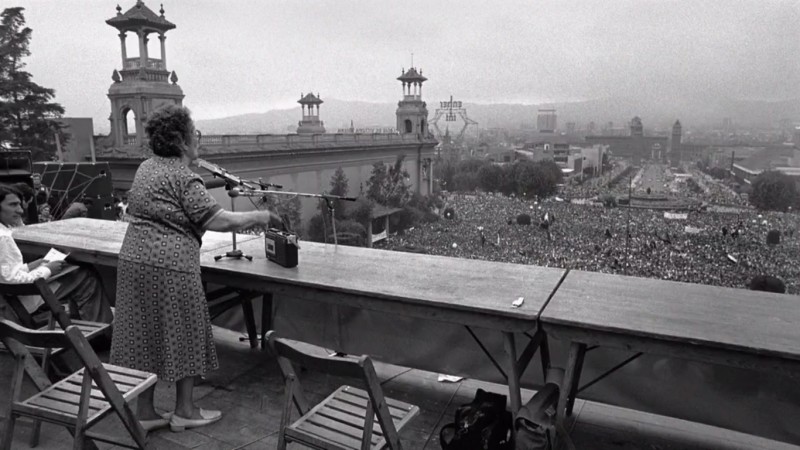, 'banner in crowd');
664,212,688,220
684,225,703,234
